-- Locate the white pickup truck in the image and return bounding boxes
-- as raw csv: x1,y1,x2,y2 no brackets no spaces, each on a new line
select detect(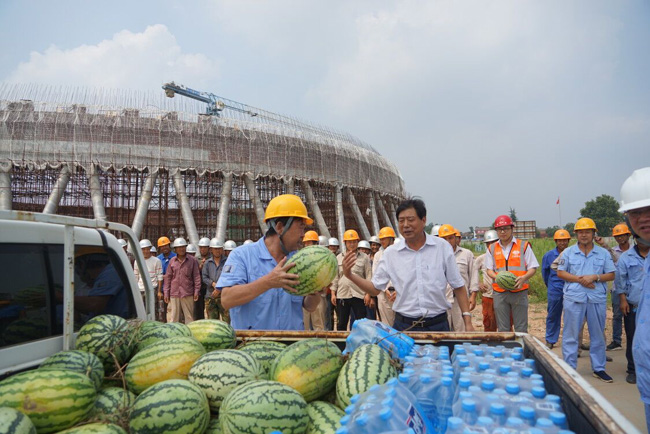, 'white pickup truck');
0,210,154,378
